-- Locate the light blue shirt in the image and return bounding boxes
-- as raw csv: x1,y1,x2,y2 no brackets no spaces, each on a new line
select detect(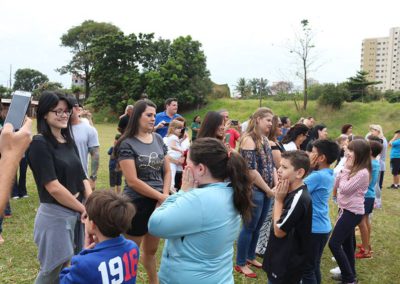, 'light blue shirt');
390,139,400,159
148,182,240,284
366,159,380,198
304,168,334,234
